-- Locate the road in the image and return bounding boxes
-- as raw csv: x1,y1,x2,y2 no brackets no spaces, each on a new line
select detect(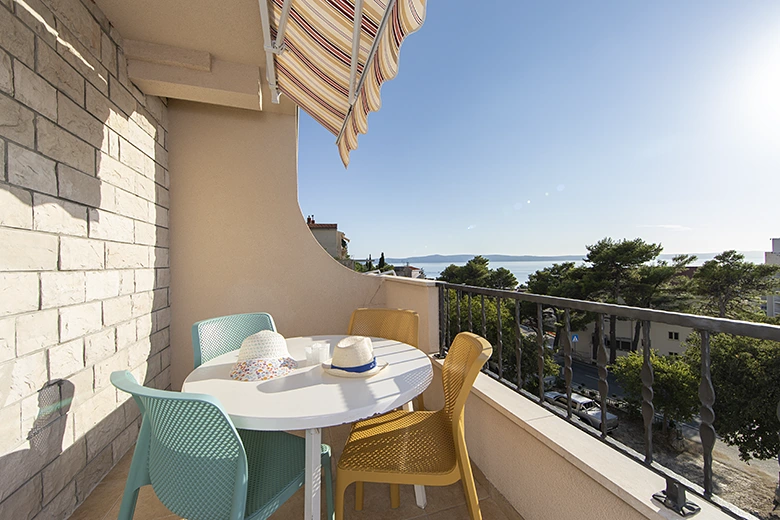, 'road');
679,417,779,482
556,357,625,398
